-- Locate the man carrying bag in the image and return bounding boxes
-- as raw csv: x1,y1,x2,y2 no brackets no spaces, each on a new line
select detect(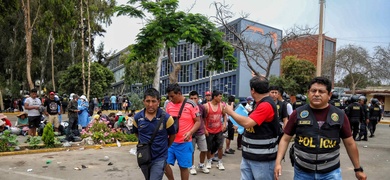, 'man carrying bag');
133,88,176,180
